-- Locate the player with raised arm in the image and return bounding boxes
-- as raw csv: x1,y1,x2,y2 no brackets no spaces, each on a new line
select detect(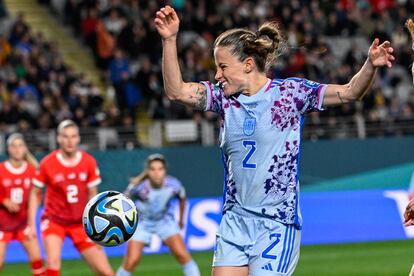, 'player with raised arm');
155,5,394,276
27,120,114,276
0,133,45,275
116,154,200,276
